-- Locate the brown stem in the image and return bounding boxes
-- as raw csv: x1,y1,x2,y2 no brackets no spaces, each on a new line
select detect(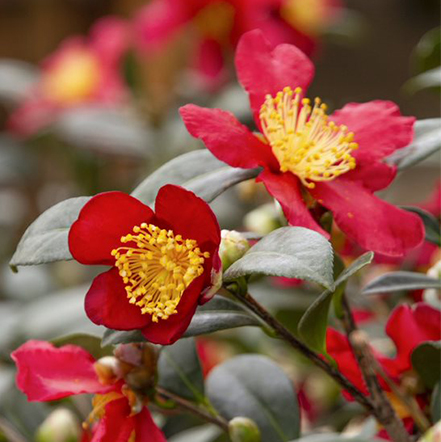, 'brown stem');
156,386,229,432
341,295,413,442
230,290,375,413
